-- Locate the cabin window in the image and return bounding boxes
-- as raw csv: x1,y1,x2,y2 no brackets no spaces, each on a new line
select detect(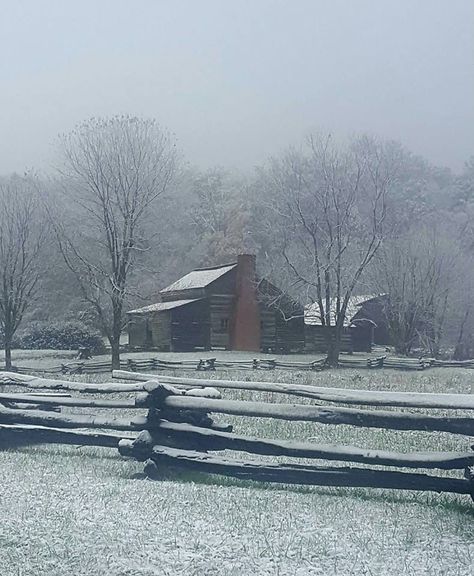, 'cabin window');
220,318,229,331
